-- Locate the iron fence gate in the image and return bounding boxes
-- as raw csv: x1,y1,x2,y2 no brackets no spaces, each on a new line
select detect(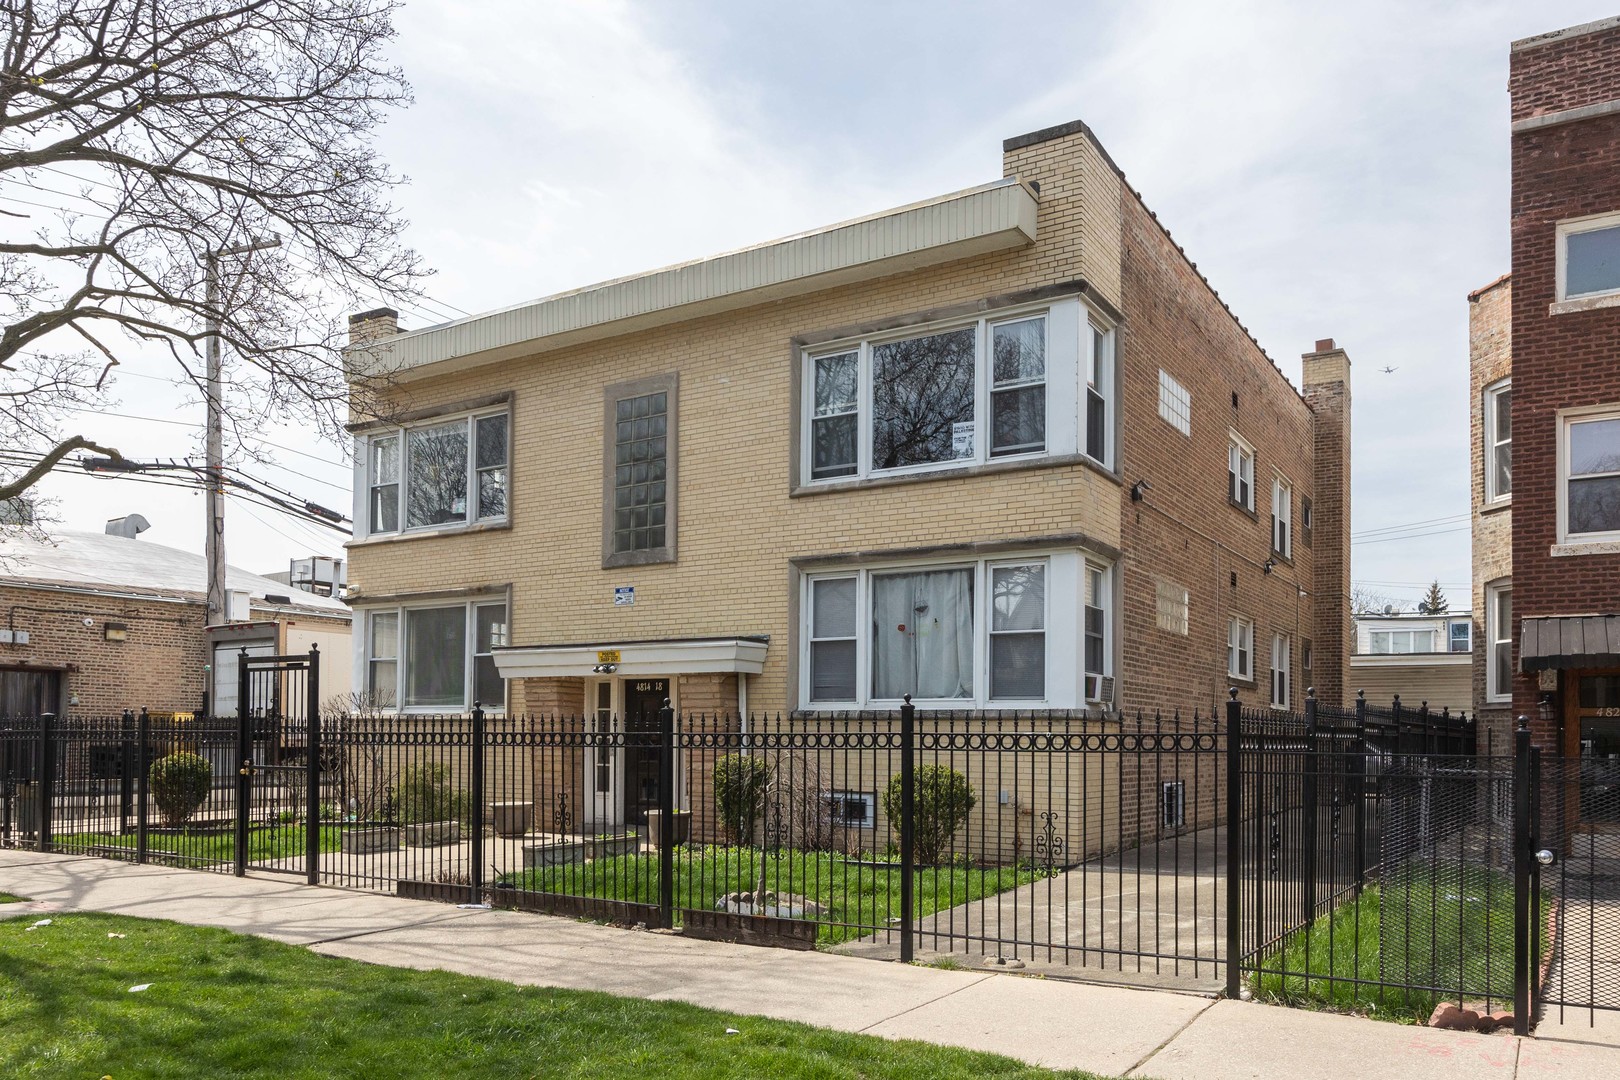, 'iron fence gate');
235,648,322,880
1532,753,1620,1024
